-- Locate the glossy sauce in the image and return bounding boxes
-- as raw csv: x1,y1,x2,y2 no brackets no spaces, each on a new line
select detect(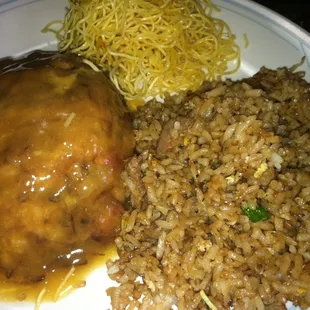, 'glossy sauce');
0,51,134,302
0,239,116,302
